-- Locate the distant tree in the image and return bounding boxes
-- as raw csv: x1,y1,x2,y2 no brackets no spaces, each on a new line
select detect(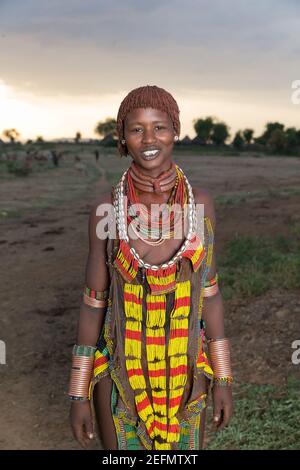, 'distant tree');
243,129,254,145
95,118,117,139
257,122,285,145
268,129,286,154
285,127,298,149
211,122,230,146
36,136,44,143
75,131,82,144
2,128,20,143
193,116,215,144
232,131,245,150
